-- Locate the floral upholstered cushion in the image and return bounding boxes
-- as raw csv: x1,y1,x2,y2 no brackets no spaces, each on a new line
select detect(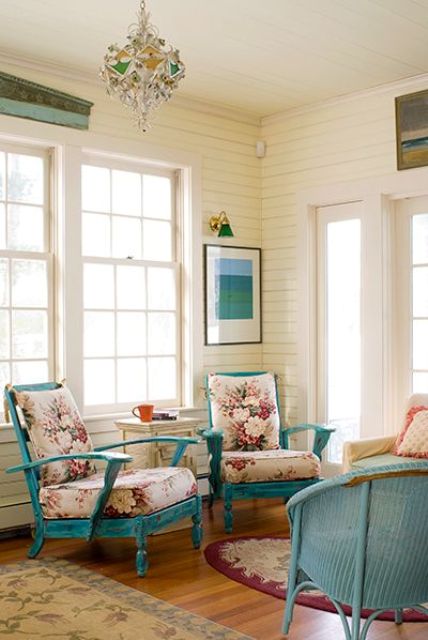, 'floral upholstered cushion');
15,386,96,487
207,373,280,451
220,449,321,484
39,467,198,519
393,405,428,458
